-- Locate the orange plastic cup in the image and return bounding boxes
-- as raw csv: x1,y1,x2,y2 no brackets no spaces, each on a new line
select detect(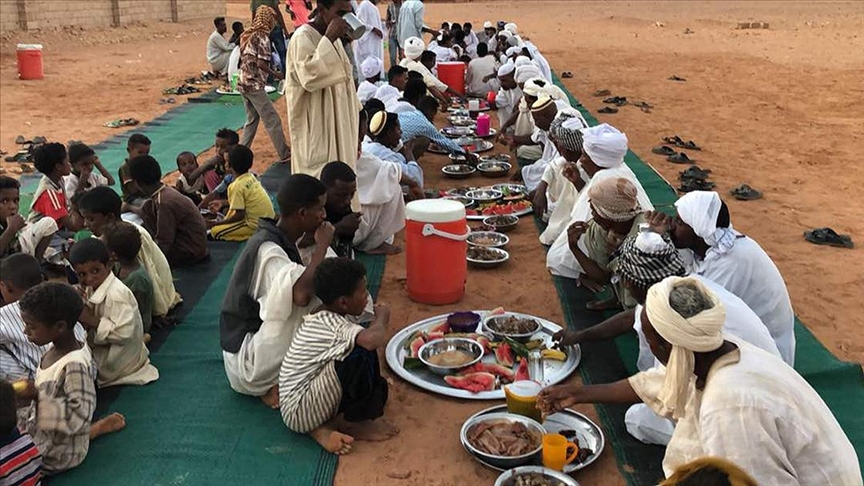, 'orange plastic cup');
541,433,579,471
